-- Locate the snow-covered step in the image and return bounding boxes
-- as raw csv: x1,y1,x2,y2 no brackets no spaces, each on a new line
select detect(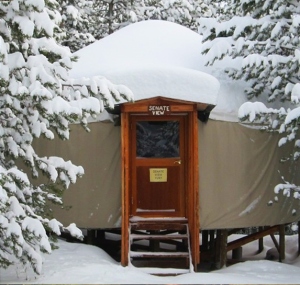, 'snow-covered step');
130,222,187,231
130,251,189,258
134,266,191,275
130,233,188,240
130,216,188,222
